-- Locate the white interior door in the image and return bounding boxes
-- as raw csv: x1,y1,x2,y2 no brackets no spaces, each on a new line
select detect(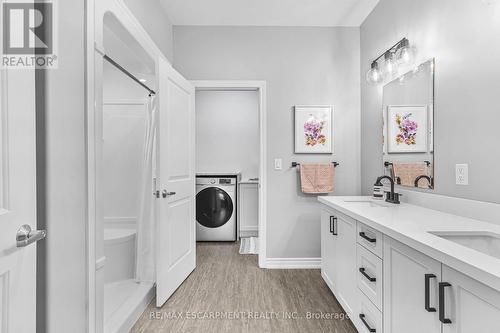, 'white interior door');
0,66,39,331
156,58,196,307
